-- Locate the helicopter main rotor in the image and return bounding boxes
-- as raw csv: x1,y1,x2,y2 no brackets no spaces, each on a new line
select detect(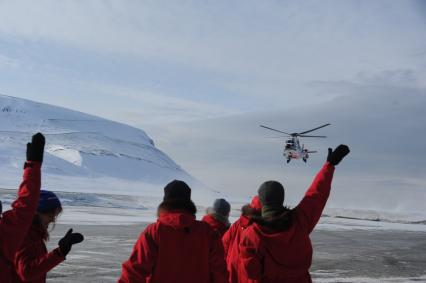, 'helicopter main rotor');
260,123,330,138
